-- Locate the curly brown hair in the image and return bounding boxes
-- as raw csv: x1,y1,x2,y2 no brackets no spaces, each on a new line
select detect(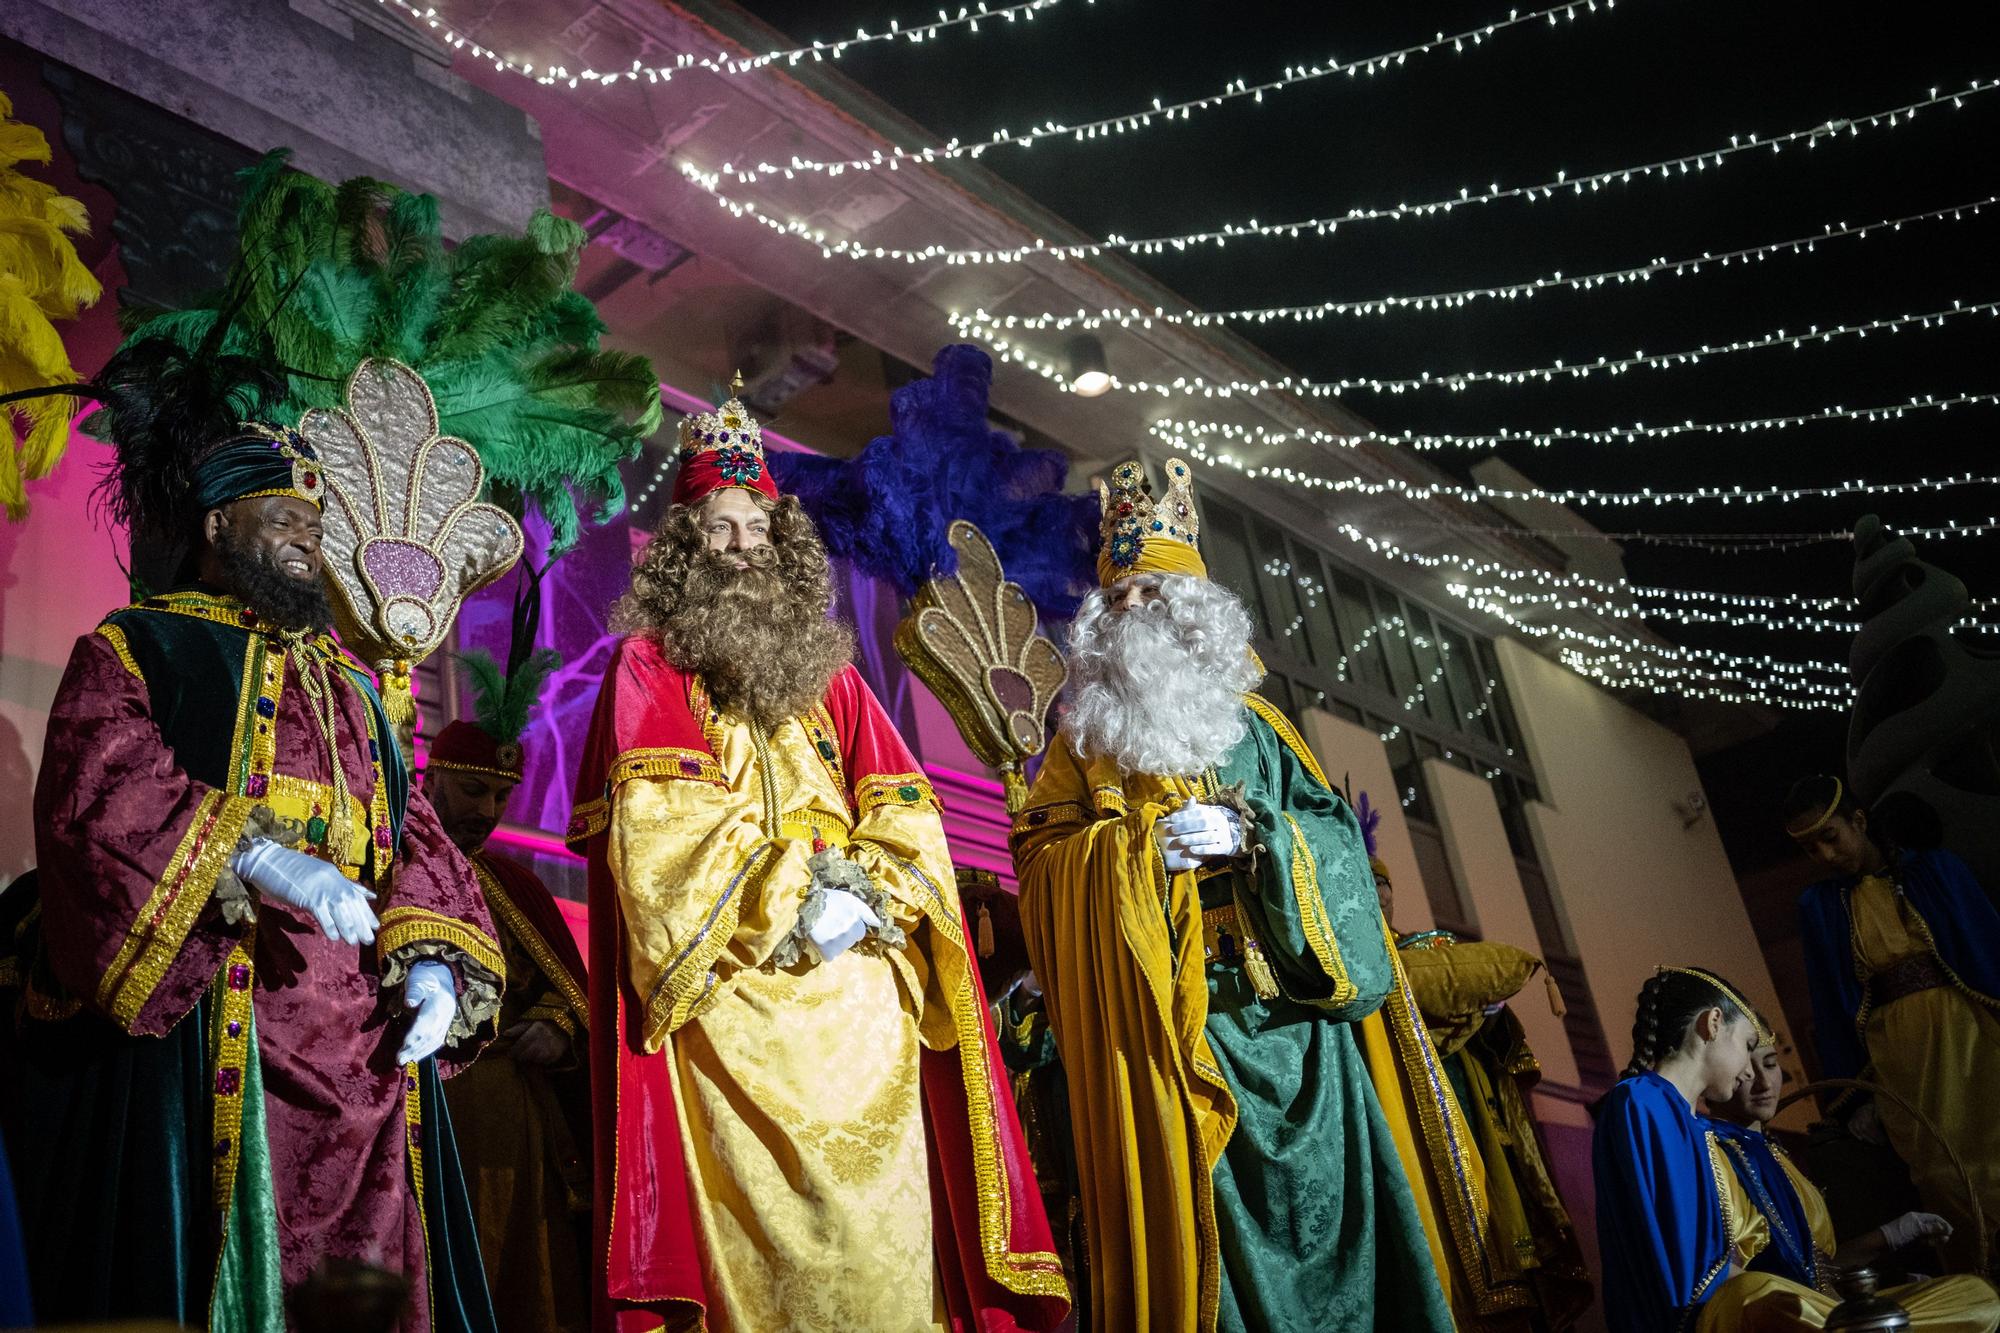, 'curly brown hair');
611,492,853,729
